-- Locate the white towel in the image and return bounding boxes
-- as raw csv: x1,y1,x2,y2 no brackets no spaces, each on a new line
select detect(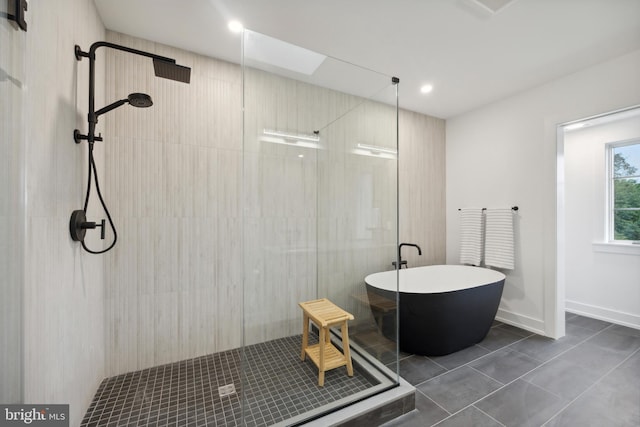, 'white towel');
484,208,515,270
459,208,484,265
